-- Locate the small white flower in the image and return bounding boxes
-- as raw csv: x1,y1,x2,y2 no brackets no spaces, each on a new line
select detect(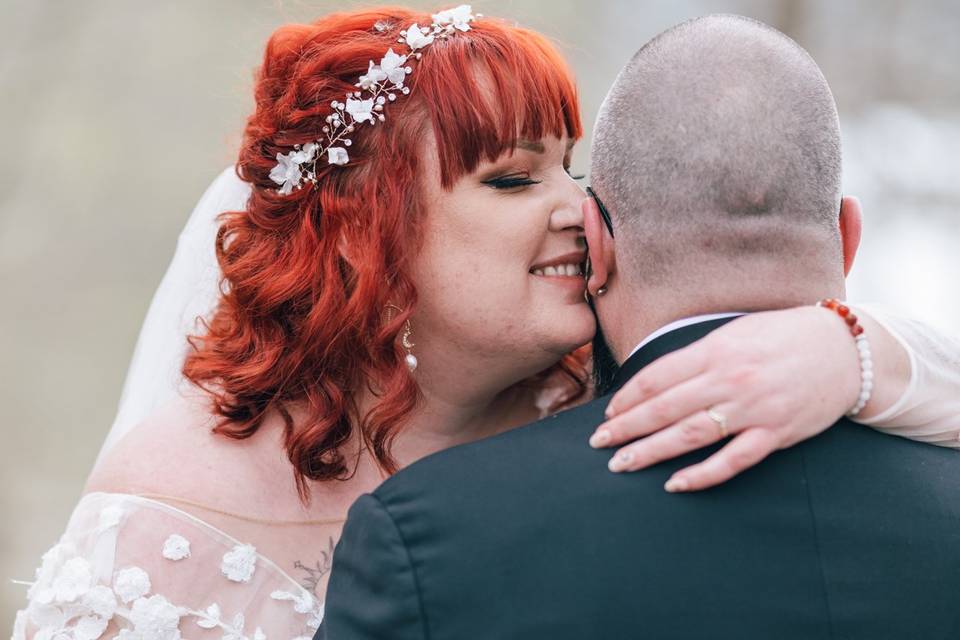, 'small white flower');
73,615,108,640
269,152,304,195
27,602,65,629
291,142,318,164
405,23,435,50
358,61,387,90
270,589,314,615
379,49,409,85
50,557,92,603
327,147,350,166
432,5,474,31
161,535,191,561
195,604,221,629
127,595,184,640
98,506,123,531
30,540,78,602
81,585,117,619
113,567,151,604
220,544,257,583
345,98,375,124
